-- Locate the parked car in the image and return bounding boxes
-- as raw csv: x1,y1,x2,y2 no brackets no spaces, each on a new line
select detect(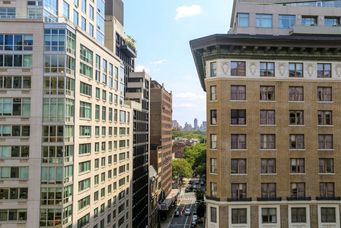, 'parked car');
184,208,191,216
192,215,198,221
